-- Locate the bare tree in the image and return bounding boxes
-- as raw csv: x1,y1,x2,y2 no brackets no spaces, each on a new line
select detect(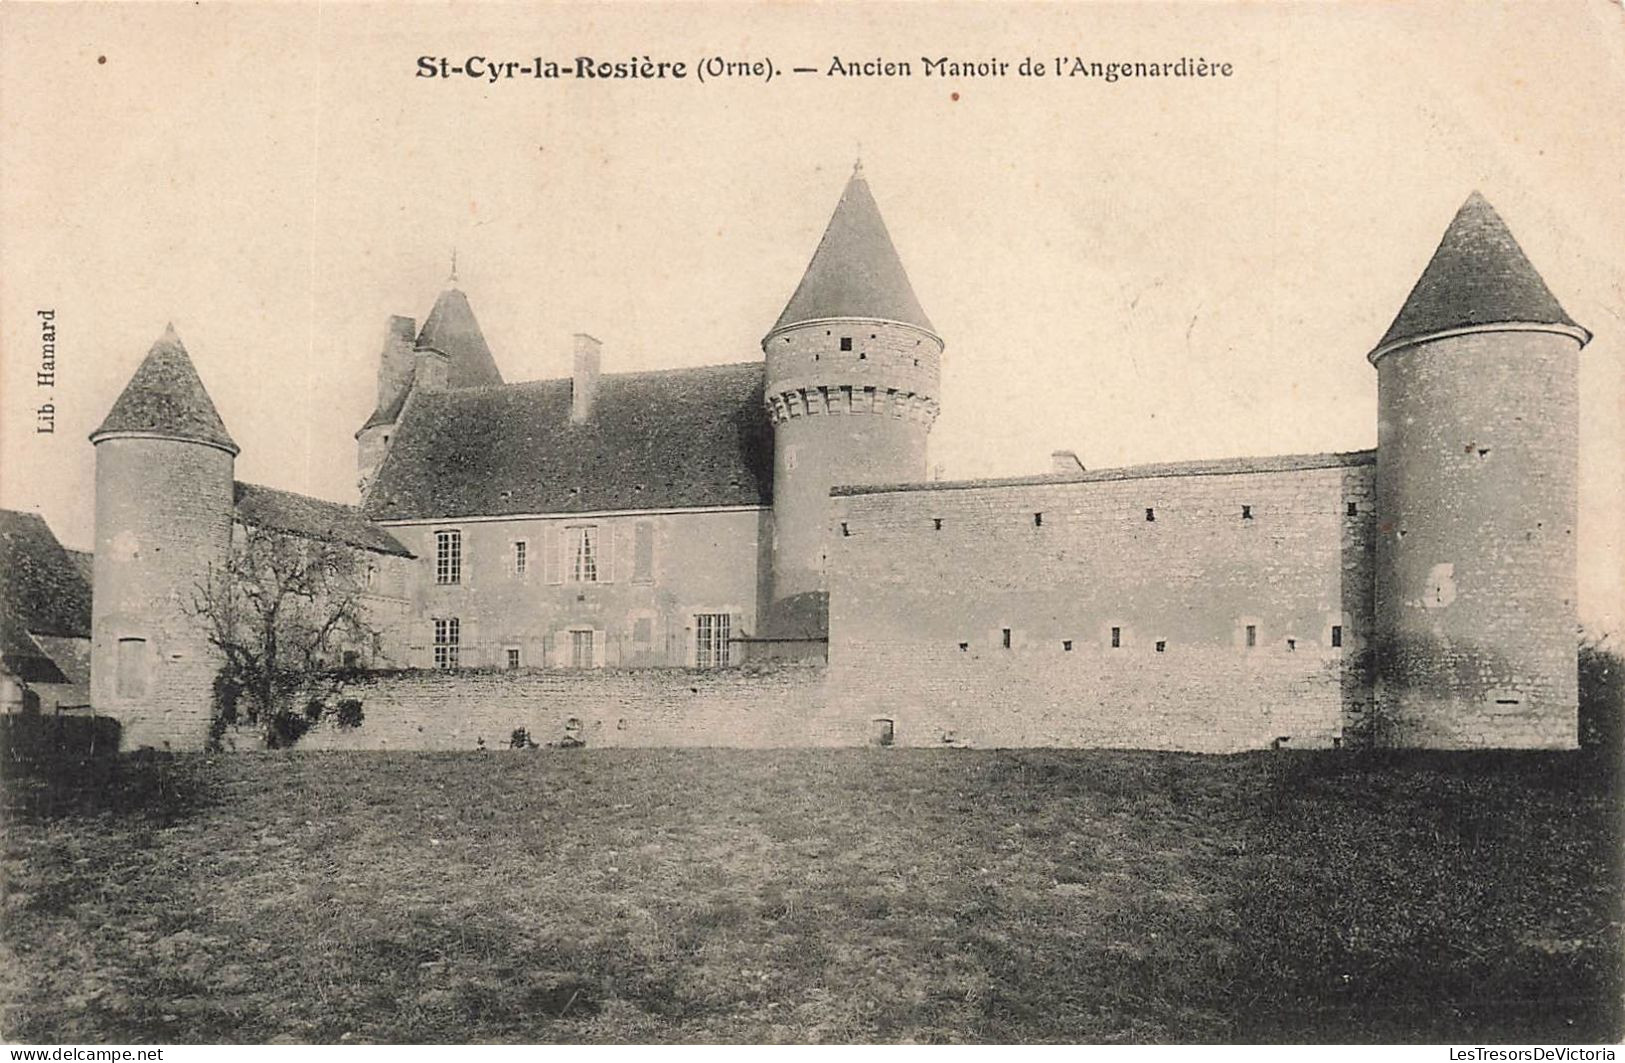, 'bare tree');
190,524,380,746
